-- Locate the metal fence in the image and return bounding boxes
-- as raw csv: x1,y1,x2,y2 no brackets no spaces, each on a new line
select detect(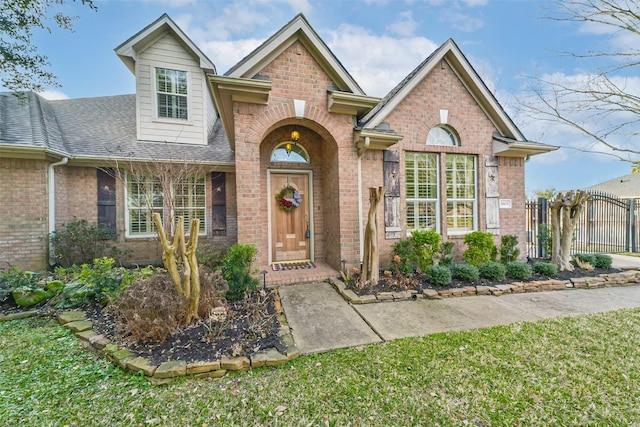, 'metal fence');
526,191,640,259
